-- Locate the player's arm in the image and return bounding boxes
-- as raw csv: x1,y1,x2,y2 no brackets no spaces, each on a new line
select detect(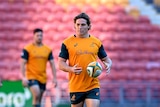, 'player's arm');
20,58,27,78
101,57,112,74
20,58,28,86
58,57,82,74
98,45,112,74
49,60,57,87
48,52,57,87
58,43,73,72
20,49,28,87
58,43,82,74
58,57,71,72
